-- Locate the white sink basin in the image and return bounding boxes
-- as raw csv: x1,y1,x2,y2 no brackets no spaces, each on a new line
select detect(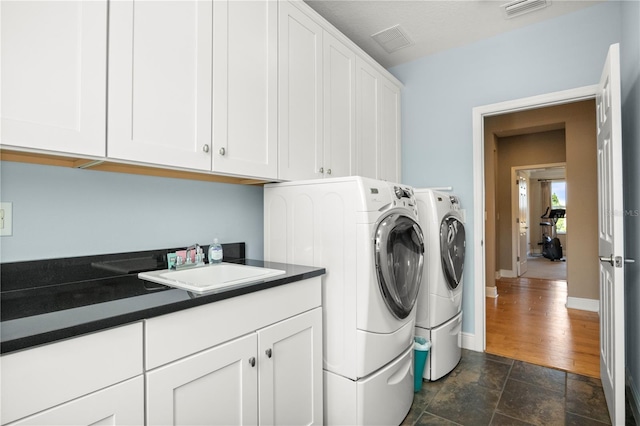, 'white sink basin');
138,263,286,294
